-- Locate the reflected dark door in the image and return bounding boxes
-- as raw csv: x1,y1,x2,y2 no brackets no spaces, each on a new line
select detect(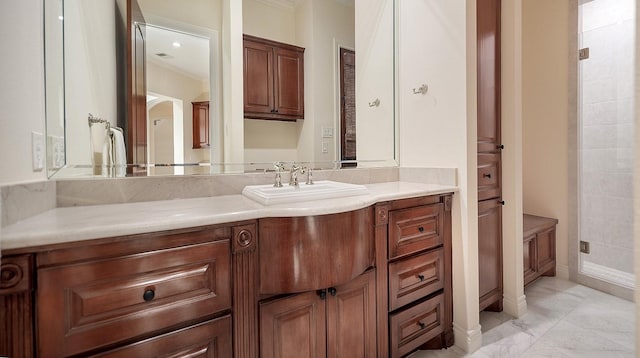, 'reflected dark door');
340,48,356,168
